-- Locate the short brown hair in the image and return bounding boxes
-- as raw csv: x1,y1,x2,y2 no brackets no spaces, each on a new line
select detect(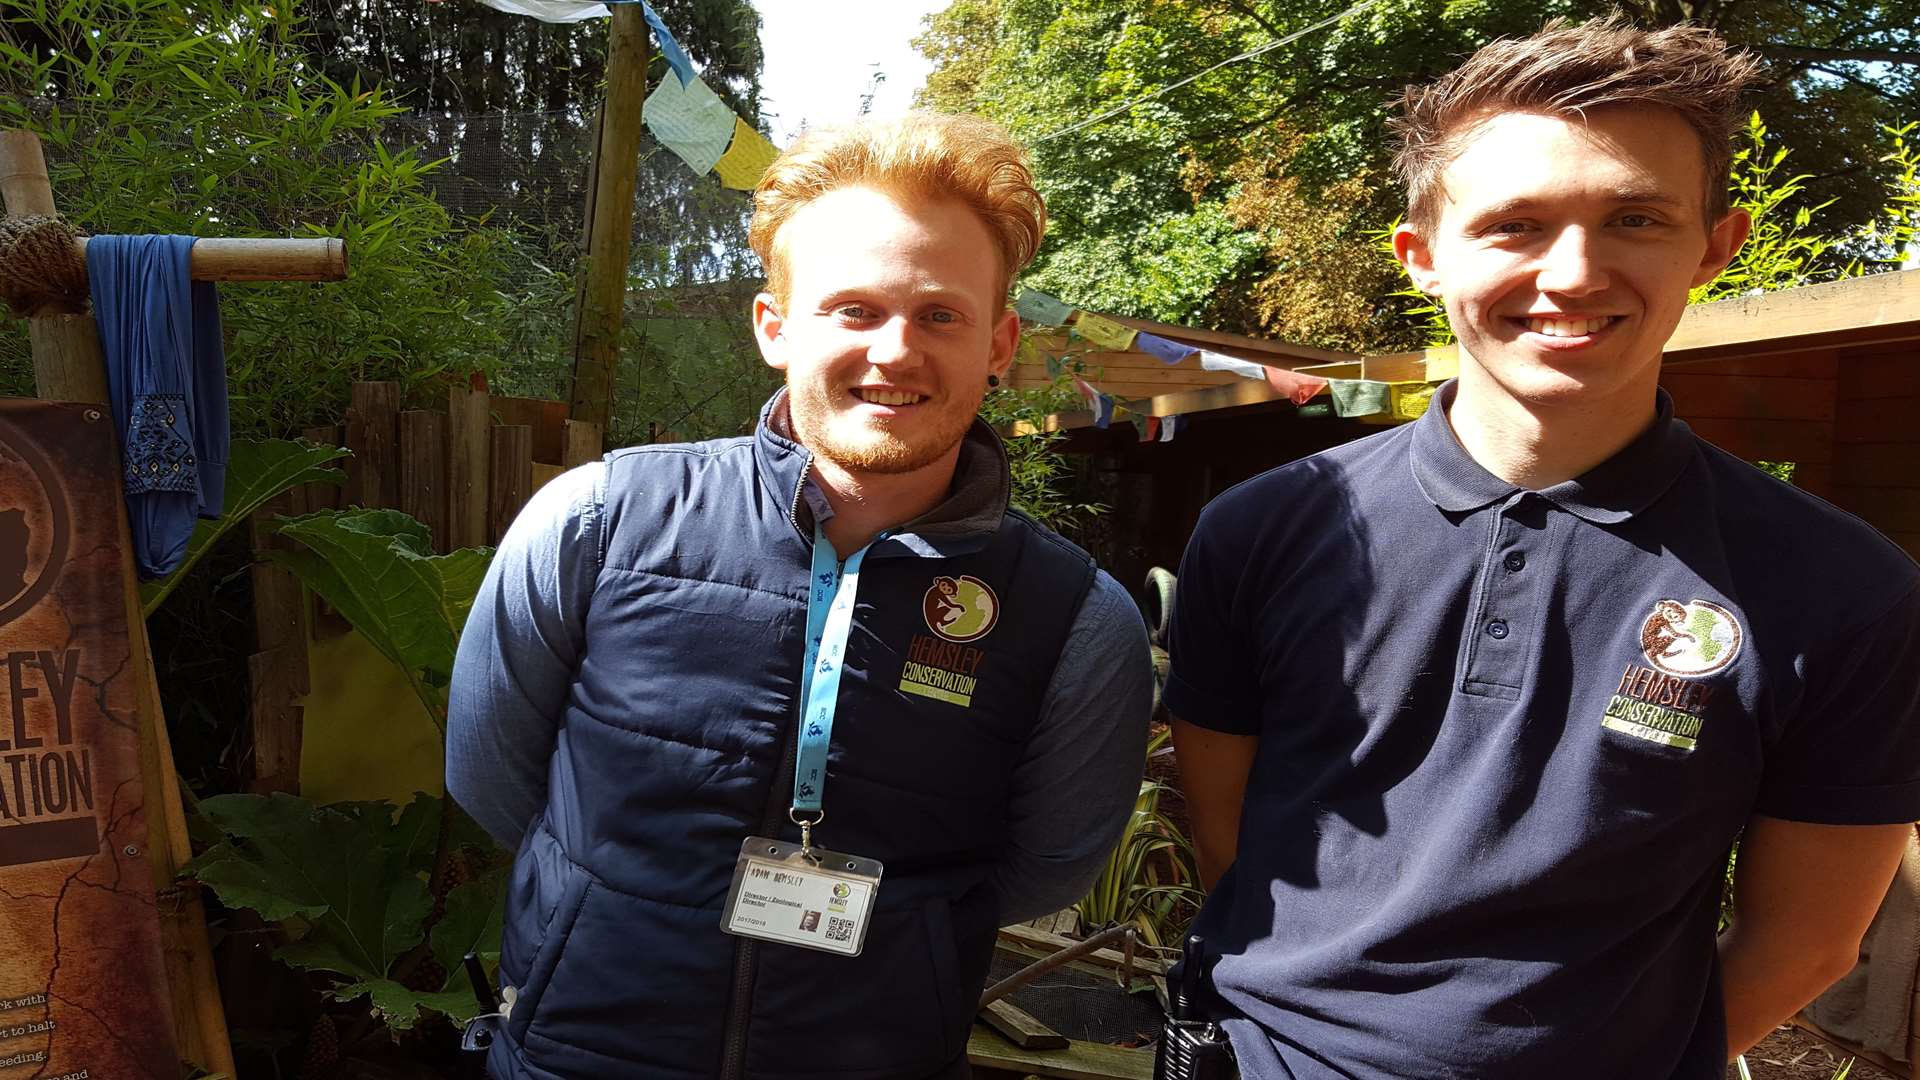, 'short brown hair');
748,112,1046,307
1391,17,1764,233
